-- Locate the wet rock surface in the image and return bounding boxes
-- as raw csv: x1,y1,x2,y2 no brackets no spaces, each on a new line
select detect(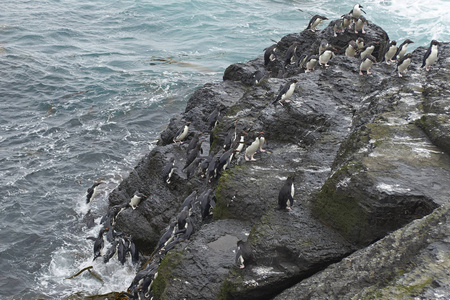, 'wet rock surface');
101,19,450,299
